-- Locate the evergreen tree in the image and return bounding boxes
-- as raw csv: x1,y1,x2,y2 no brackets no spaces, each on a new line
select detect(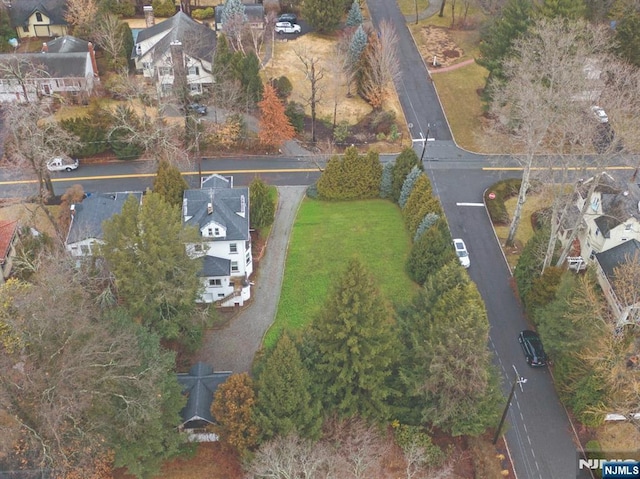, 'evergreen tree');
100,193,204,343
349,25,368,65
249,176,276,230
212,34,236,83
346,0,364,27
403,174,442,236
401,262,501,436
317,146,383,200
398,165,422,208
477,0,533,83
258,84,296,149
405,218,455,285
310,258,399,422
254,333,323,441
302,0,344,33
237,52,263,107
614,10,640,67
379,161,394,198
539,0,585,18
514,226,551,308
414,212,440,242
391,147,422,203
153,161,188,207
211,373,259,456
